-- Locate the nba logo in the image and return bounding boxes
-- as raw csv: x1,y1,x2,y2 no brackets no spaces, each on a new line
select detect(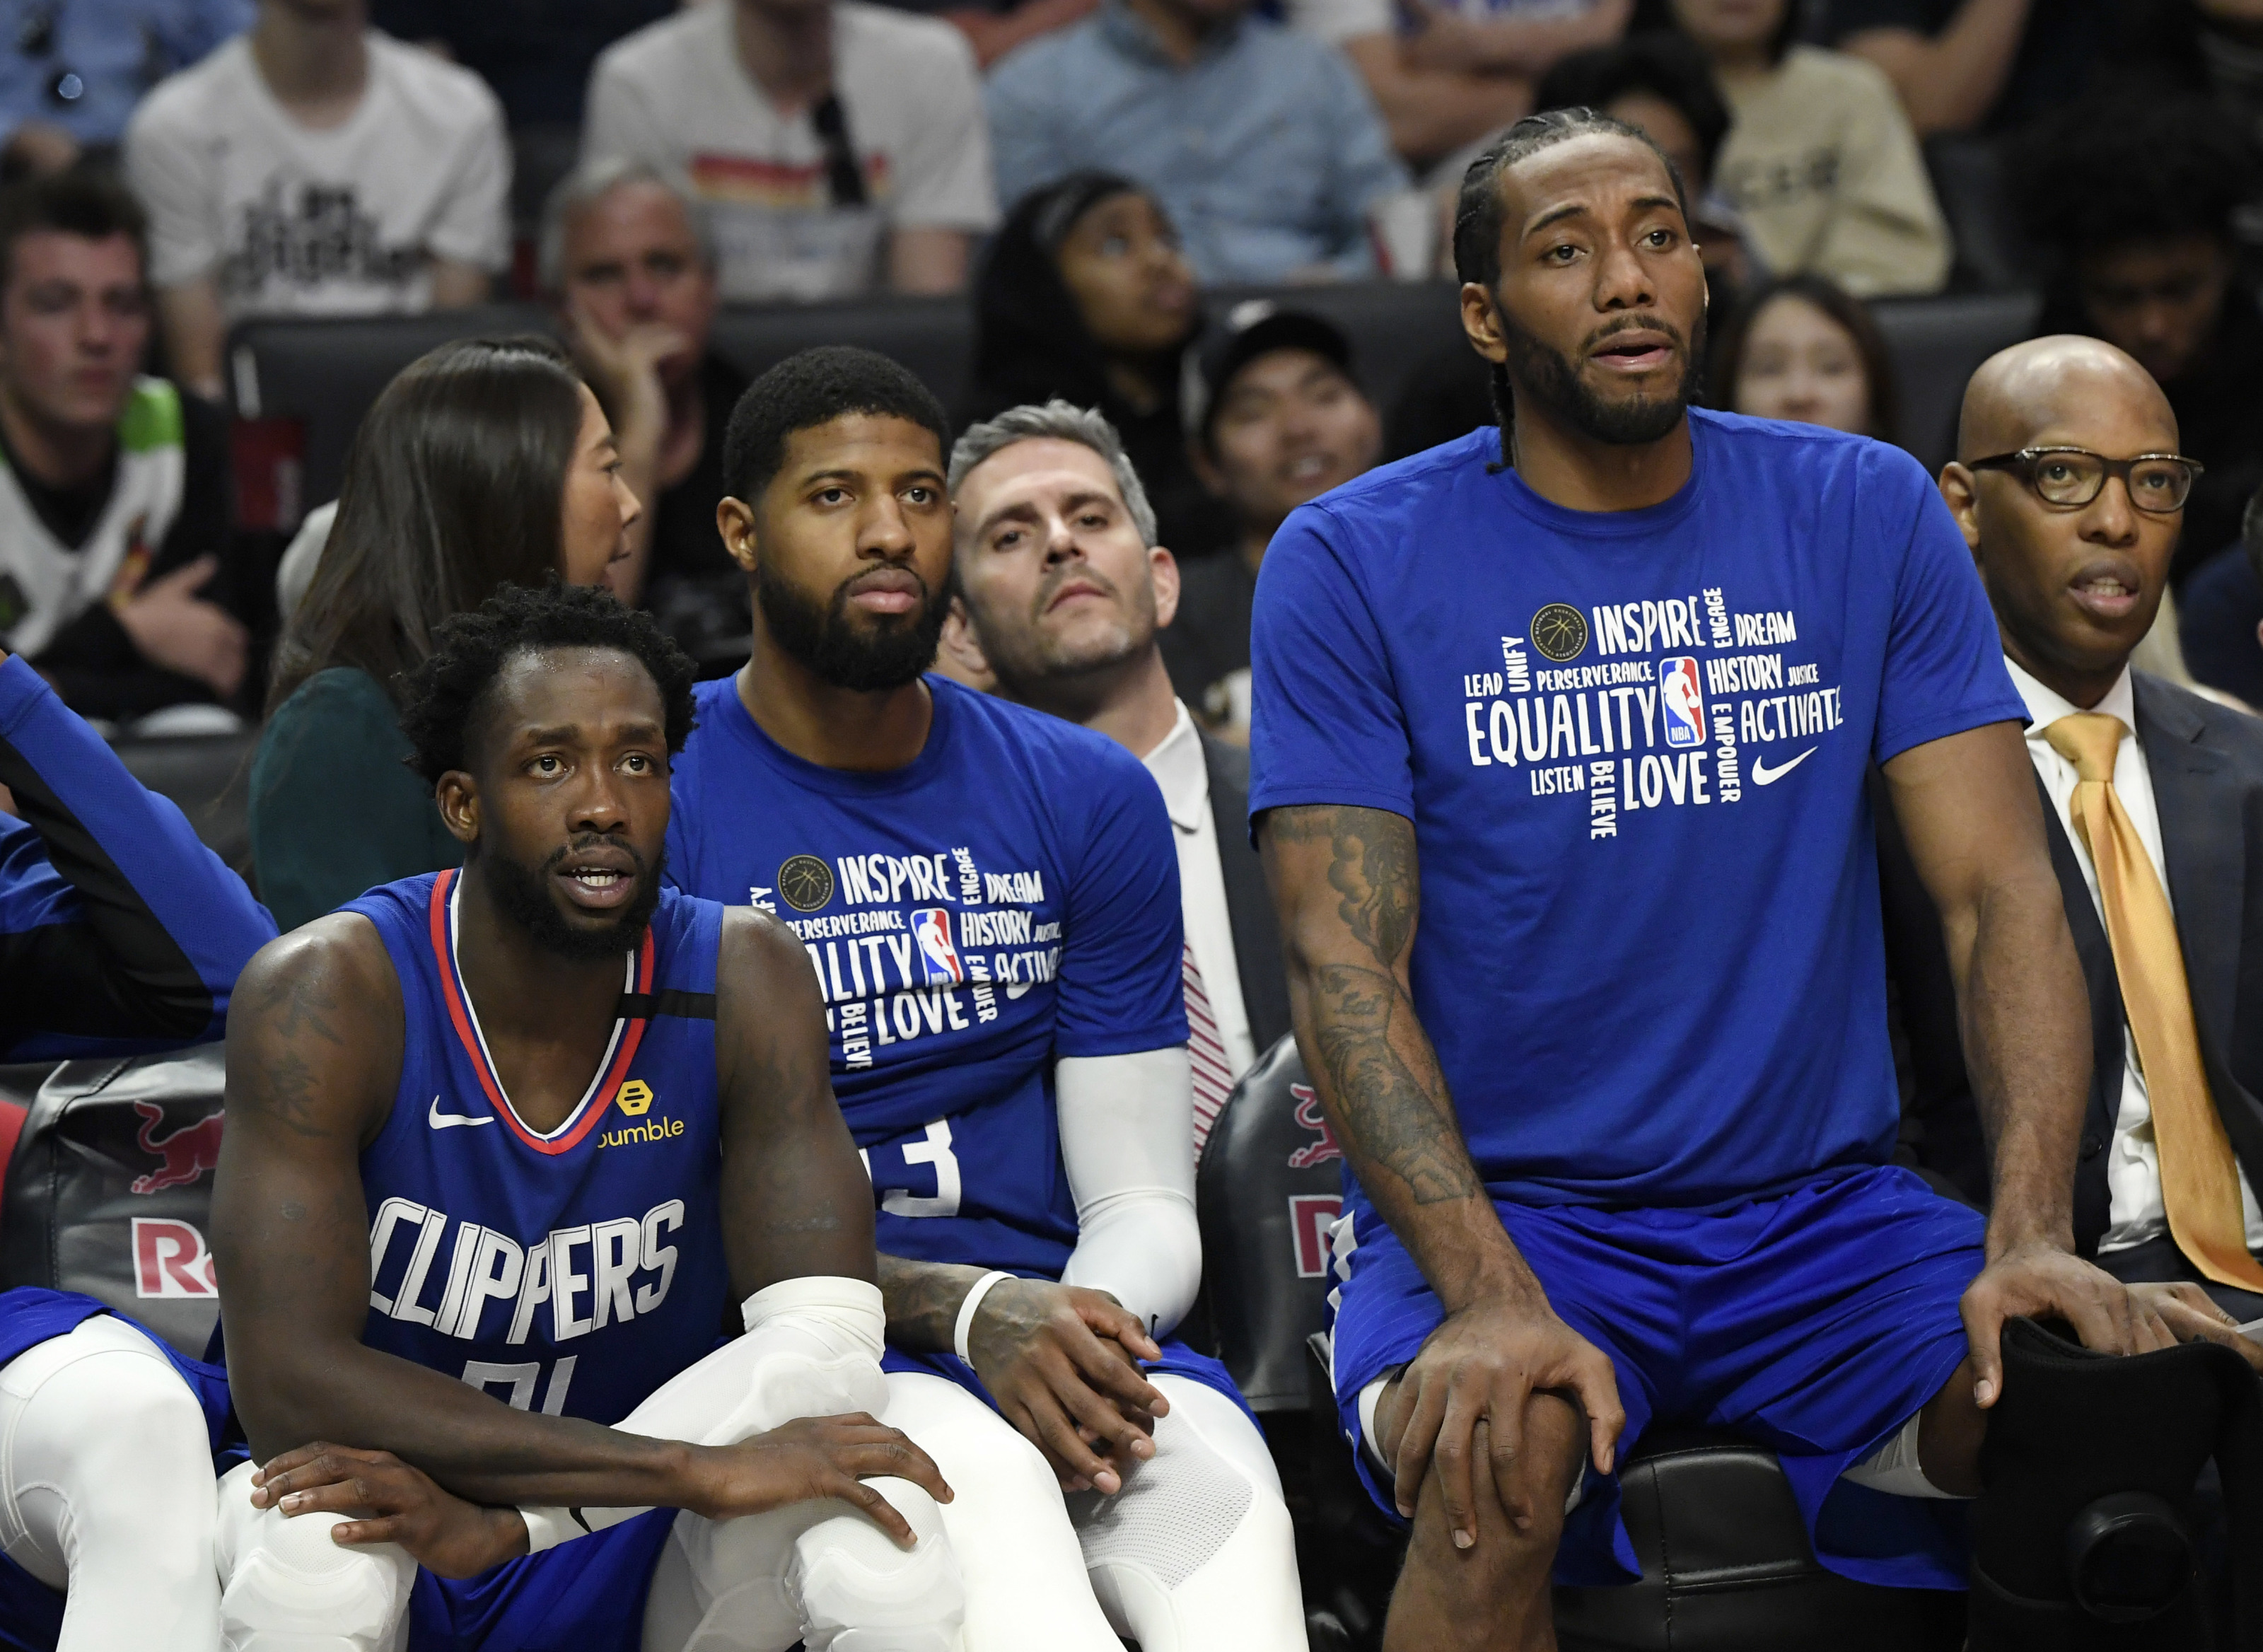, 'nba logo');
911,909,964,984
1660,656,1705,748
